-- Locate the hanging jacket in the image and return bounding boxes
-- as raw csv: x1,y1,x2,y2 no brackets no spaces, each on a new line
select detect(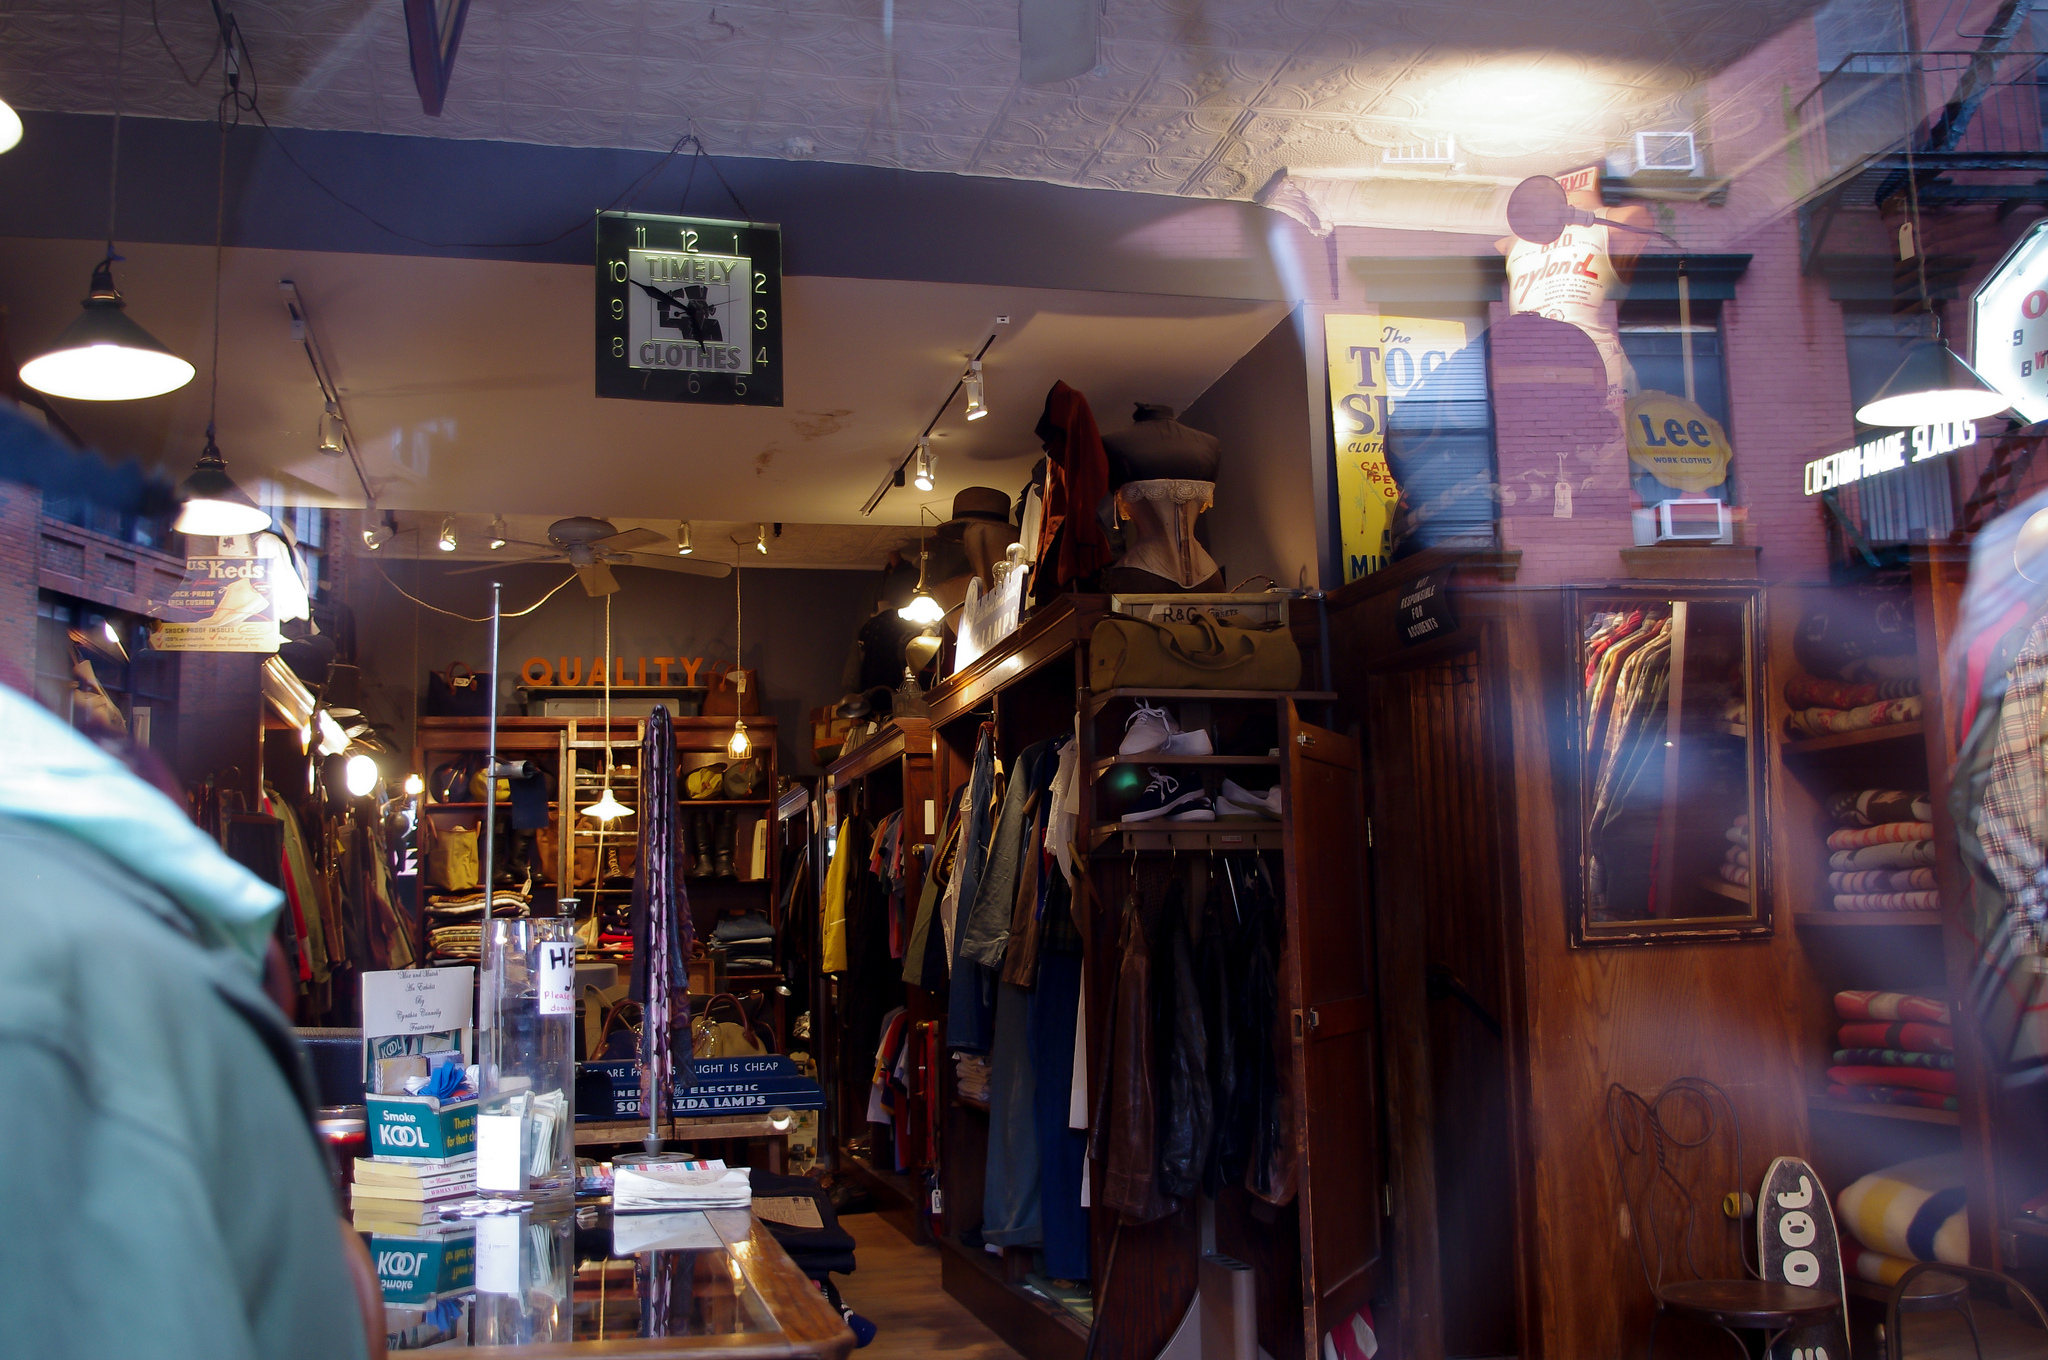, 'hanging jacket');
0,684,367,1359
1197,870,1239,1197
1094,888,1176,1224
958,740,1052,971
1032,382,1115,592
1156,875,1212,1201
822,815,855,973
947,731,1001,1054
